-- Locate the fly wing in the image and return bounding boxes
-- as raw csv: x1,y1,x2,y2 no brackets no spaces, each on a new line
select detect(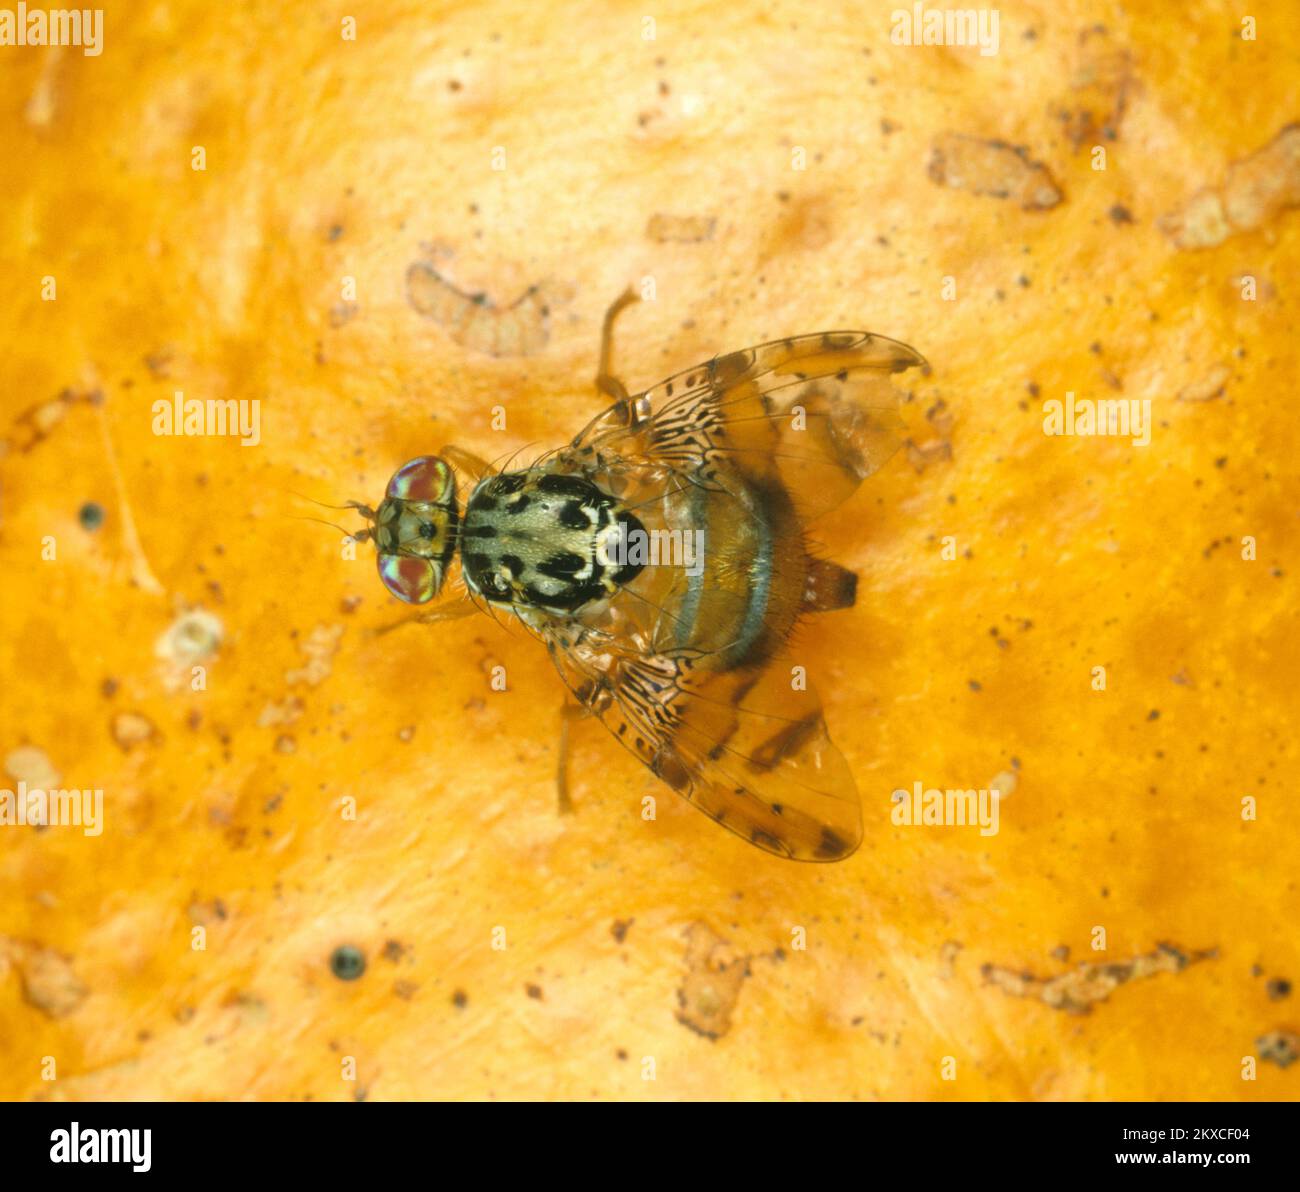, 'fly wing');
565,331,927,520
522,330,918,858
542,620,862,862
